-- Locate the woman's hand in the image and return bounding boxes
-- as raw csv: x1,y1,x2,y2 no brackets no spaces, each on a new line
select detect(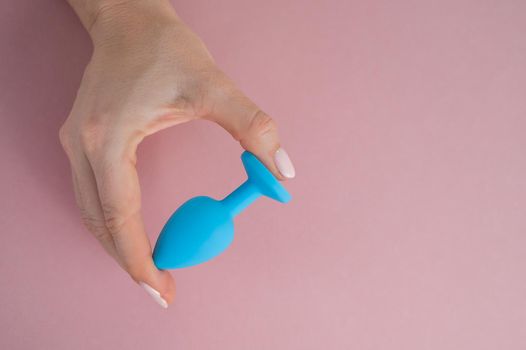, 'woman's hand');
60,0,295,308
